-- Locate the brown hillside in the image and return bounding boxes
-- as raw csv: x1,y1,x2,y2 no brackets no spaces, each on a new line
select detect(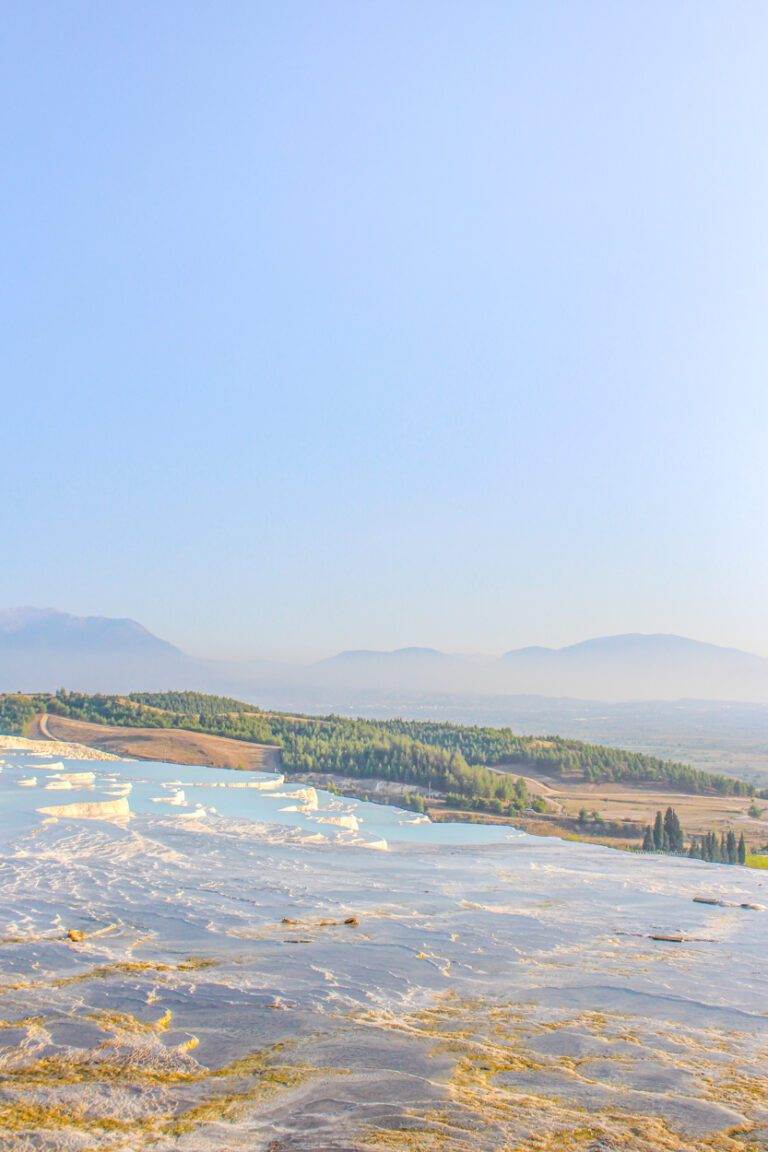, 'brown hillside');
30,713,281,771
